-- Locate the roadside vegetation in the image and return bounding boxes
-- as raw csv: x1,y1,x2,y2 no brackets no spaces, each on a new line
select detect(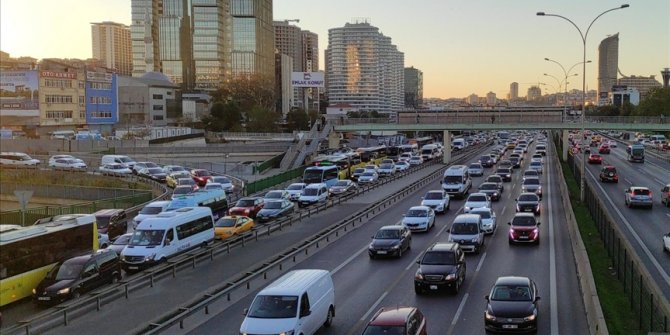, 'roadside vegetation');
0,169,151,190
